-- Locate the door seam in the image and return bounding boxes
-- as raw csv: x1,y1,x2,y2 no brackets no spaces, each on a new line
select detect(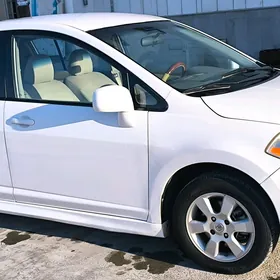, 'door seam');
3,101,15,200
147,111,150,221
